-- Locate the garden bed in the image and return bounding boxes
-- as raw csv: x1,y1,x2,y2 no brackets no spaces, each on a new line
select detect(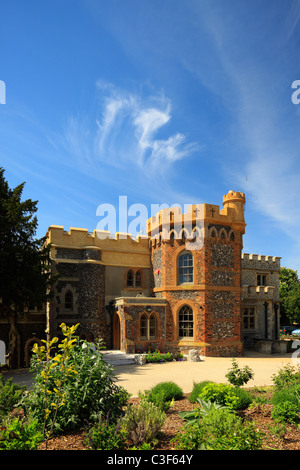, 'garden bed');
36,389,300,451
